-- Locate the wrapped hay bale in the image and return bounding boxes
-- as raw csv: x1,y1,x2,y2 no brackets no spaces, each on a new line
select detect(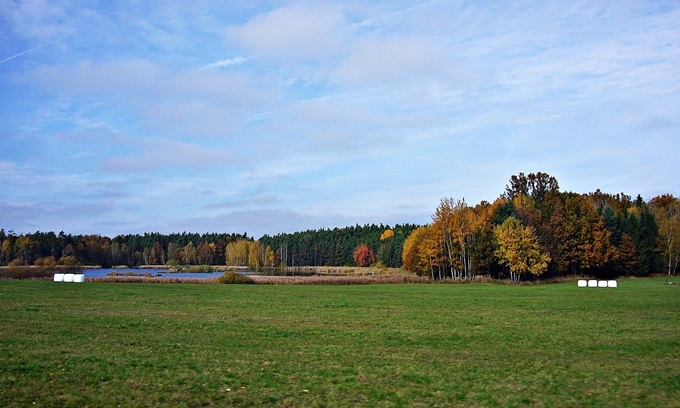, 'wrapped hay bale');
54,273,64,282
577,280,587,287
607,280,617,288
598,280,607,287
587,280,598,287
64,273,75,282
73,274,85,283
